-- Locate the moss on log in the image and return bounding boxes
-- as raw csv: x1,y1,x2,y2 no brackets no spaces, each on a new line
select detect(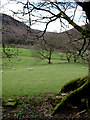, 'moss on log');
51,76,90,115
58,76,87,94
